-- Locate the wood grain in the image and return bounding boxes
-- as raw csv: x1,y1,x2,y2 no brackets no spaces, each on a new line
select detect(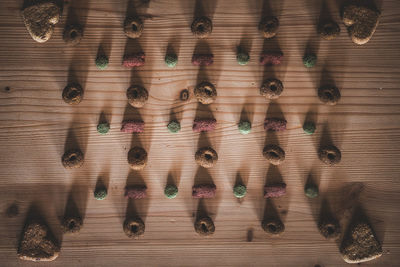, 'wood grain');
0,0,400,266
